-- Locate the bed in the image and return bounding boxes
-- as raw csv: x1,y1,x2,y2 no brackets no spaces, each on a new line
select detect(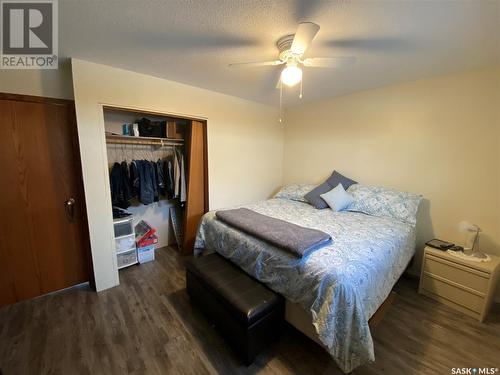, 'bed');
194,187,419,373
